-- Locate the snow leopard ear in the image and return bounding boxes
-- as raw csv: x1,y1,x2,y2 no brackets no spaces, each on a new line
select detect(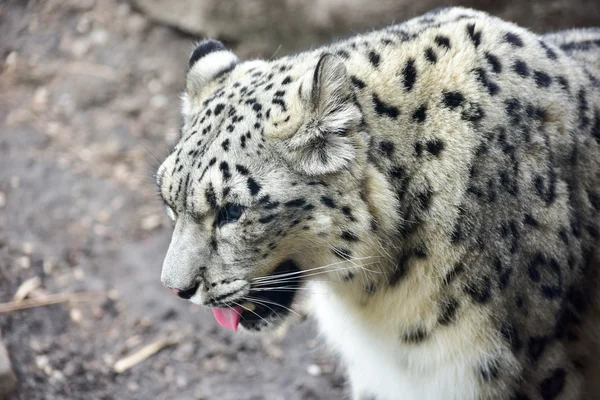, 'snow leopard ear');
283,54,362,176
186,39,239,95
